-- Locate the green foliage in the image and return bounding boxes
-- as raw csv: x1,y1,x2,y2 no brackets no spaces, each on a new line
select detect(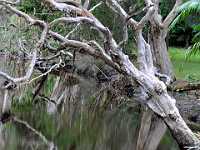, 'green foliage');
187,41,200,57
18,0,63,22
169,47,200,81
178,0,200,19
170,0,200,31
187,23,200,56
170,0,200,52
160,0,175,18
19,0,42,12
